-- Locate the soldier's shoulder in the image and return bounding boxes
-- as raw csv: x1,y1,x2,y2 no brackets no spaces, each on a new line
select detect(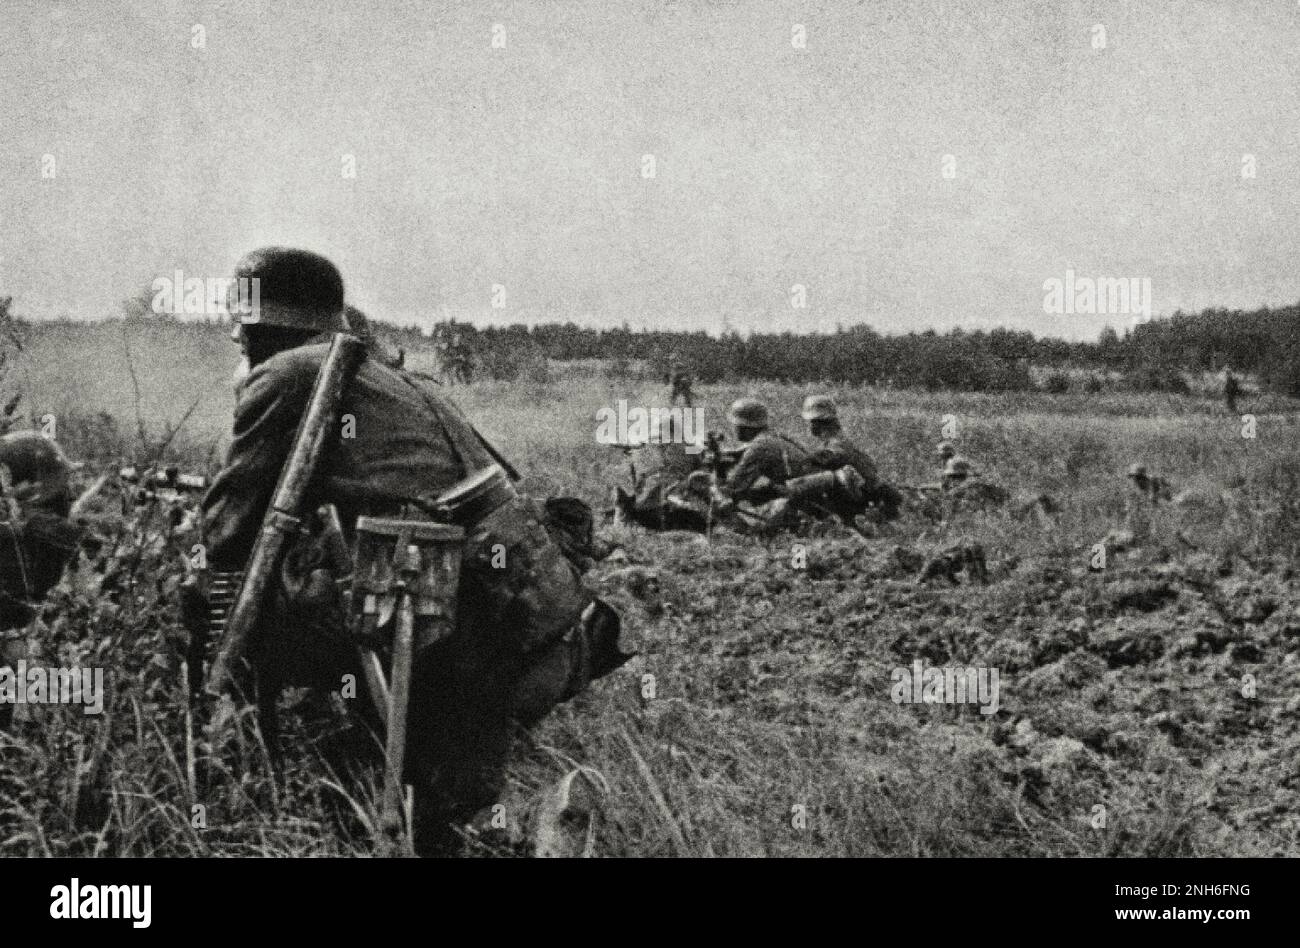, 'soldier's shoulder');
743,432,781,453
826,434,862,452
